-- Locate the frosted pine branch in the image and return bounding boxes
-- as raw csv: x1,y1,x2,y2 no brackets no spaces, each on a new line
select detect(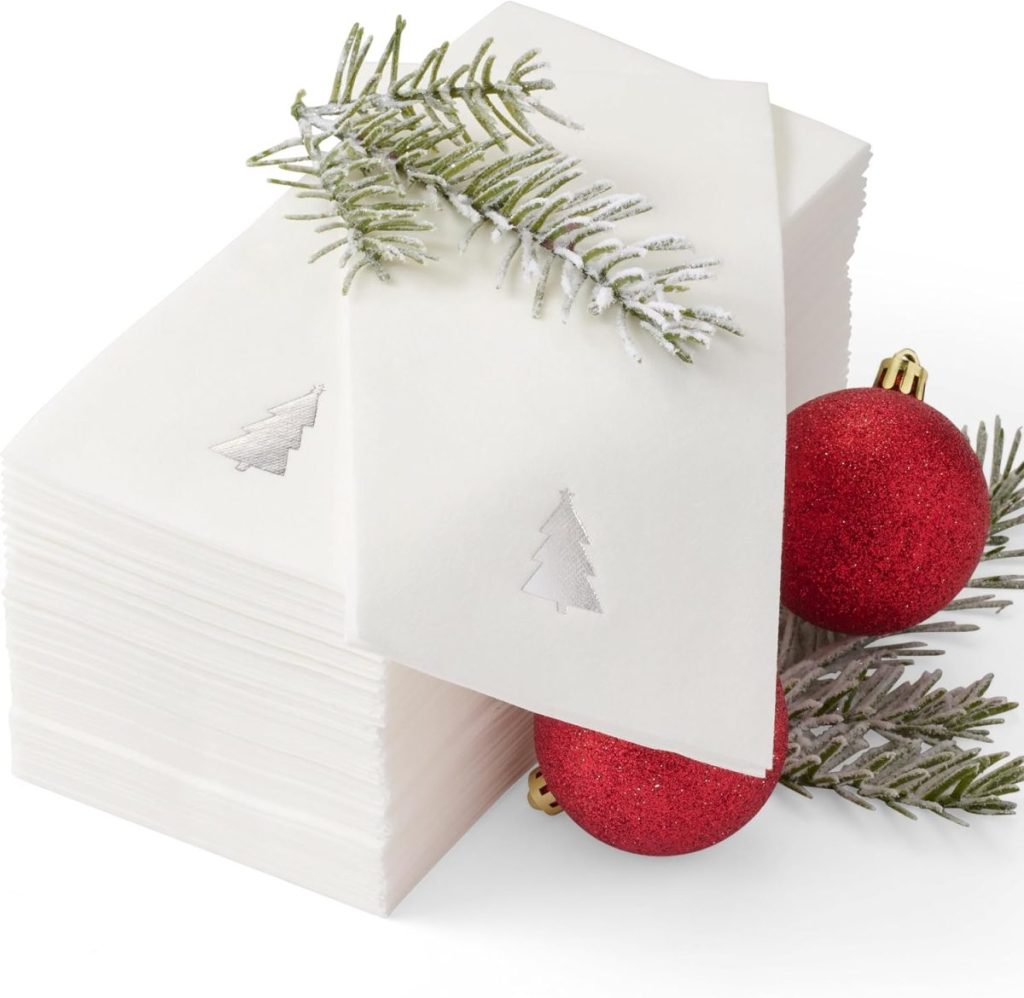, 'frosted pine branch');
782,628,1016,745
779,419,1024,822
248,15,737,364
783,736,1022,824
964,417,1024,588
780,608,1023,821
